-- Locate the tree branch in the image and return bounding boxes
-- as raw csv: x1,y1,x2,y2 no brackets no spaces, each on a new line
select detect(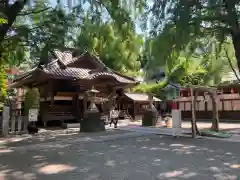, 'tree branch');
18,7,51,16
0,0,27,46
222,0,239,33
224,46,240,81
